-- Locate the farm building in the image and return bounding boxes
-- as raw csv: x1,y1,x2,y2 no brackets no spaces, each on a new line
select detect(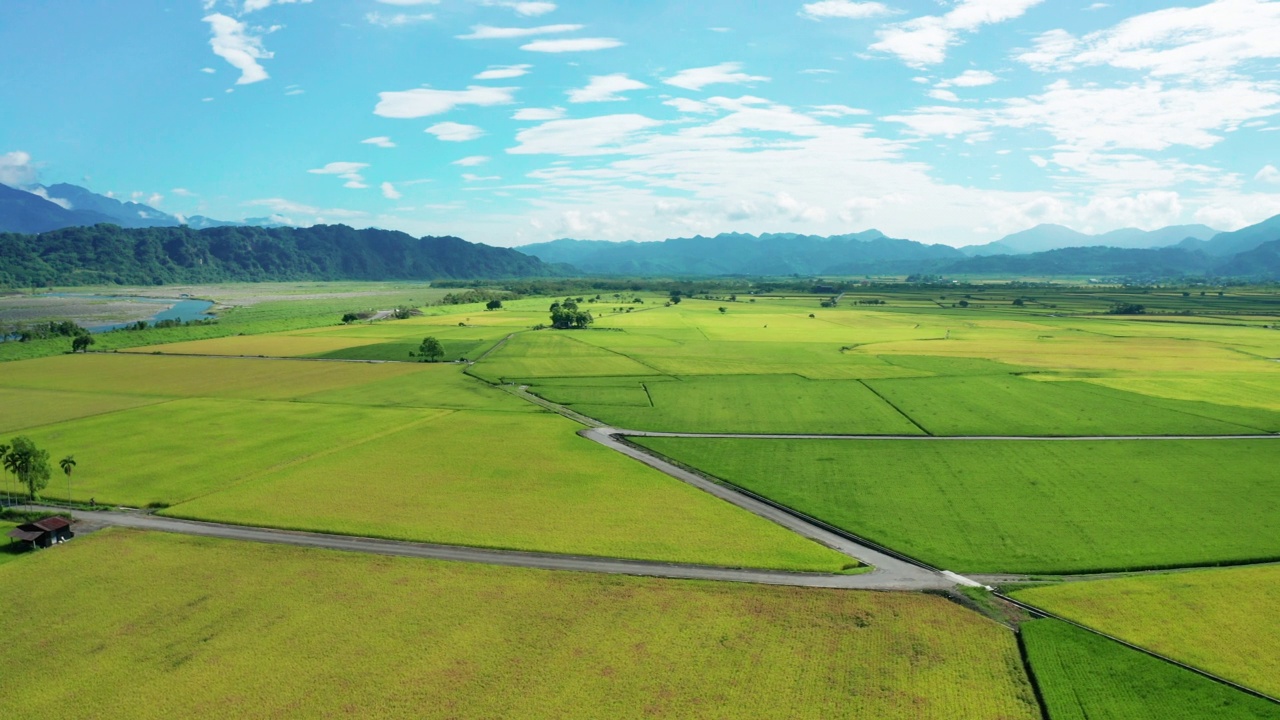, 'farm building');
6,517,73,549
